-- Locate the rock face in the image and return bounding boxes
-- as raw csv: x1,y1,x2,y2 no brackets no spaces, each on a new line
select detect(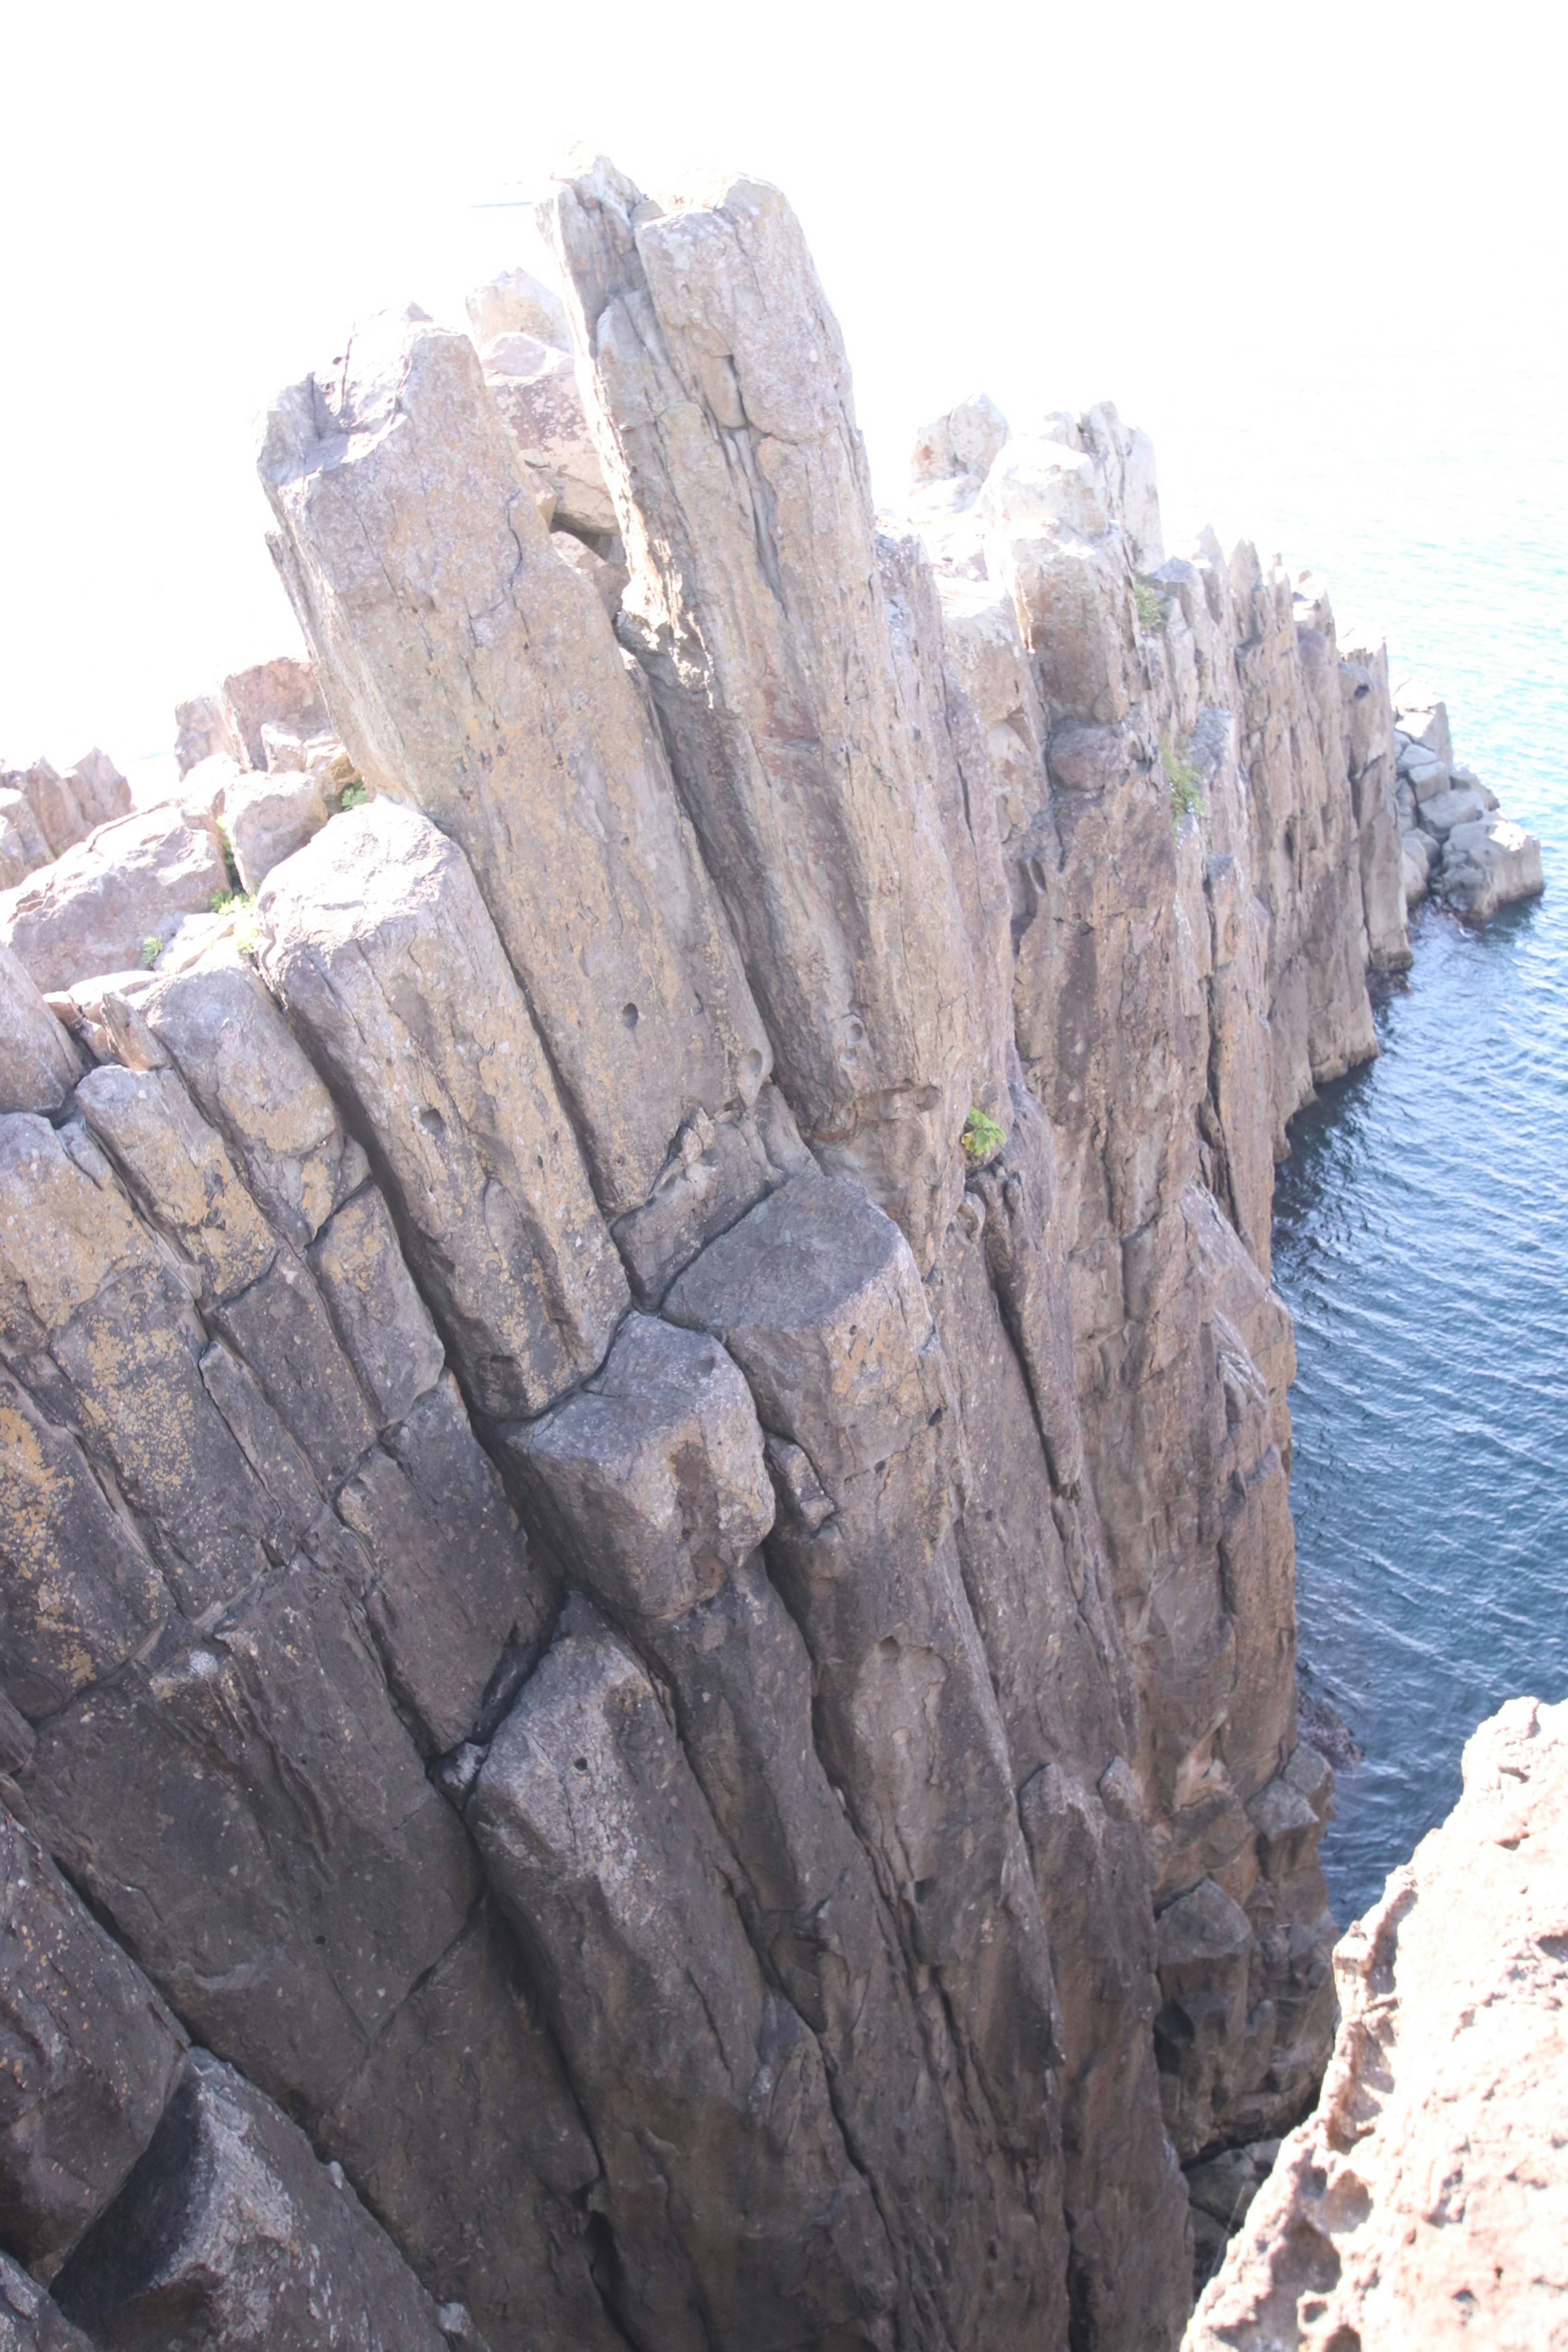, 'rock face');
1188,1695,1568,2351
2,158,1485,2352
0,808,227,994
